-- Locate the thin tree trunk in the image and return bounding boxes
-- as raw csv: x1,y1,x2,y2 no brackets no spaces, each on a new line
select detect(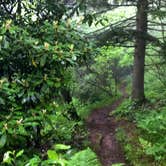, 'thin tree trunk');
132,0,148,101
